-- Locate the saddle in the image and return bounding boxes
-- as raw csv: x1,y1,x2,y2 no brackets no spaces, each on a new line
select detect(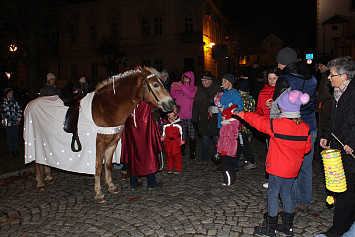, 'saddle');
60,93,86,152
